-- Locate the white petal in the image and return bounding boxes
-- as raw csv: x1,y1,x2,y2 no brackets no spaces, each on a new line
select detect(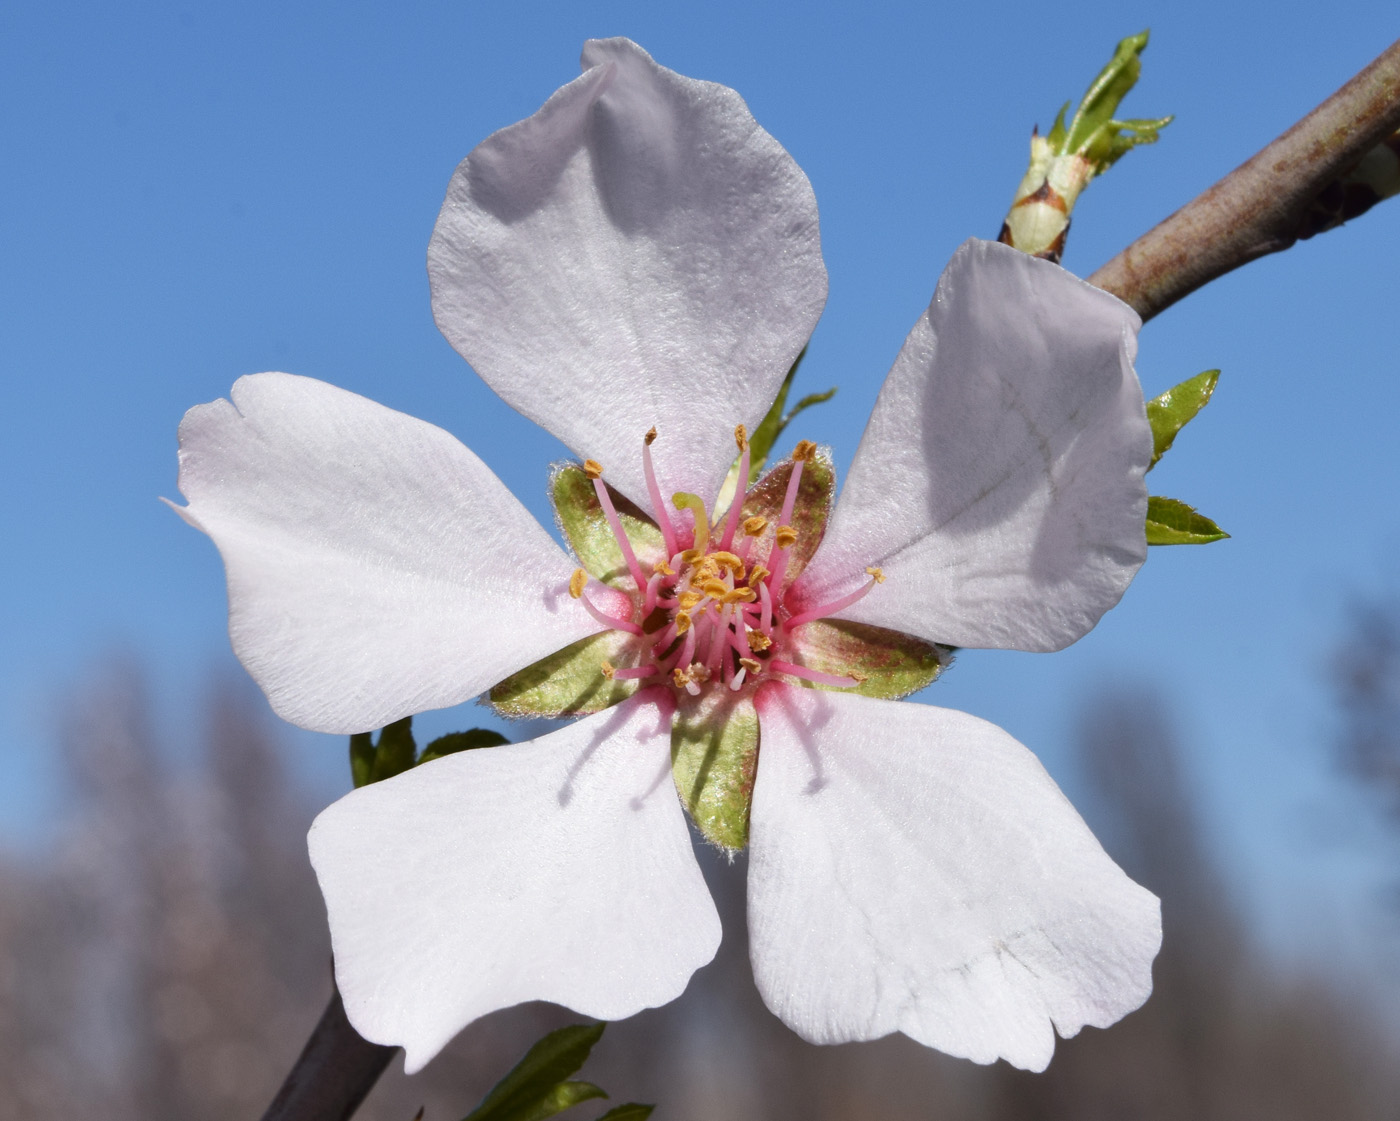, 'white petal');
748,687,1160,1071
171,373,599,733
308,694,721,1073
796,239,1150,653
428,38,827,511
